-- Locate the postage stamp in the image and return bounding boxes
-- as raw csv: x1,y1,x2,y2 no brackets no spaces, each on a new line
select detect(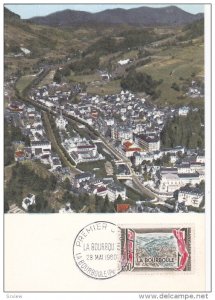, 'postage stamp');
73,222,192,279
121,227,192,272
